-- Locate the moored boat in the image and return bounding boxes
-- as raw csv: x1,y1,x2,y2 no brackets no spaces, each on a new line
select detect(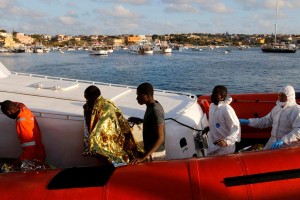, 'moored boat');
224,49,230,54
12,47,26,53
33,46,44,53
162,47,172,53
261,0,297,53
129,40,154,55
107,49,113,53
151,40,172,54
89,46,108,55
261,44,297,53
105,46,114,53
